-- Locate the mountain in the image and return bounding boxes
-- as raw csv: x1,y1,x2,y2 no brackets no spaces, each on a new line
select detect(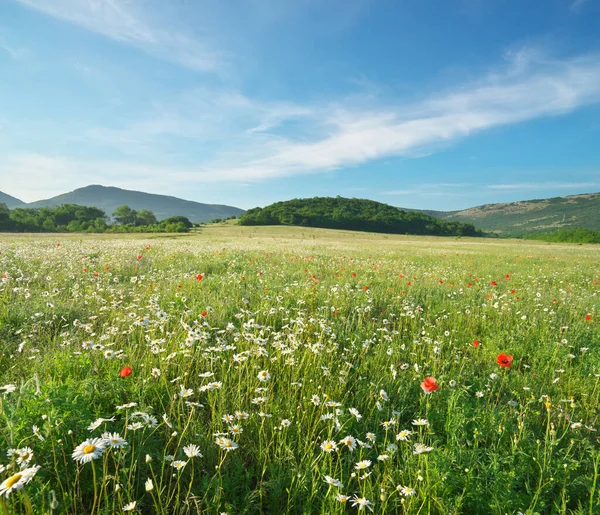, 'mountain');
238,197,483,237
0,191,25,209
399,193,600,236
26,185,244,223
413,193,600,235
